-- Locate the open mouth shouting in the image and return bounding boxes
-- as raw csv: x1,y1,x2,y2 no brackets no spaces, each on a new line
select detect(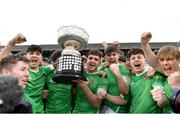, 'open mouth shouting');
88,62,96,67
162,66,173,76
87,62,97,72
29,58,39,65
133,62,142,68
